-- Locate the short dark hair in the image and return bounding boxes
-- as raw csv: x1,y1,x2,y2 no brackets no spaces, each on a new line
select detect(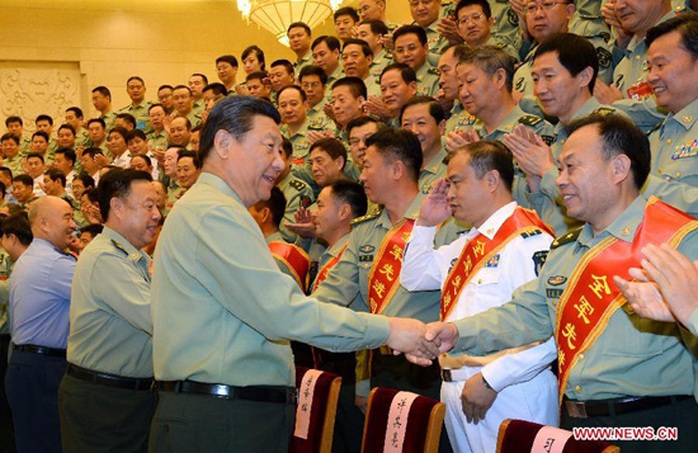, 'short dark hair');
400,96,445,124
346,116,386,135
1,133,19,145
127,76,145,85
365,128,422,182
334,6,359,22
455,0,492,19
203,83,229,97
327,180,367,218
191,73,209,85
83,147,105,160
36,114,53,126
199,96,281,163
97,168,153,221
55,148,77,165
246,71,269,84
380,63,417,84
80,223,104,238
177,150,202,169
216,55,239,68
173,85,192,96
393,25,427,46
13,174,34,187
566,113,651,190
87,118,106,129
0,166,12,181
277,85,307,102
342,39,373,57
281,137,293,158
26,152,44,164
359,19,389,36
299,65,328,85
92,86,112,100
131,154,152,167
158,84,174,92
646,12,698,58
310,138,348,170
66,106,84,118
332,77,368,100
0,212,32,246
58,124,76,136
109,126,129,142
270,59,295,76
242,45,266,71
288,21,311,36
455,141,515,192
312,35,341,52
149,103,165,113
127,129,147,142
74,174,96,190
45,168,66,186
5,116,22,127
31,131,49,142
115,113,137,129
535,33,599,92
257,186,286,228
